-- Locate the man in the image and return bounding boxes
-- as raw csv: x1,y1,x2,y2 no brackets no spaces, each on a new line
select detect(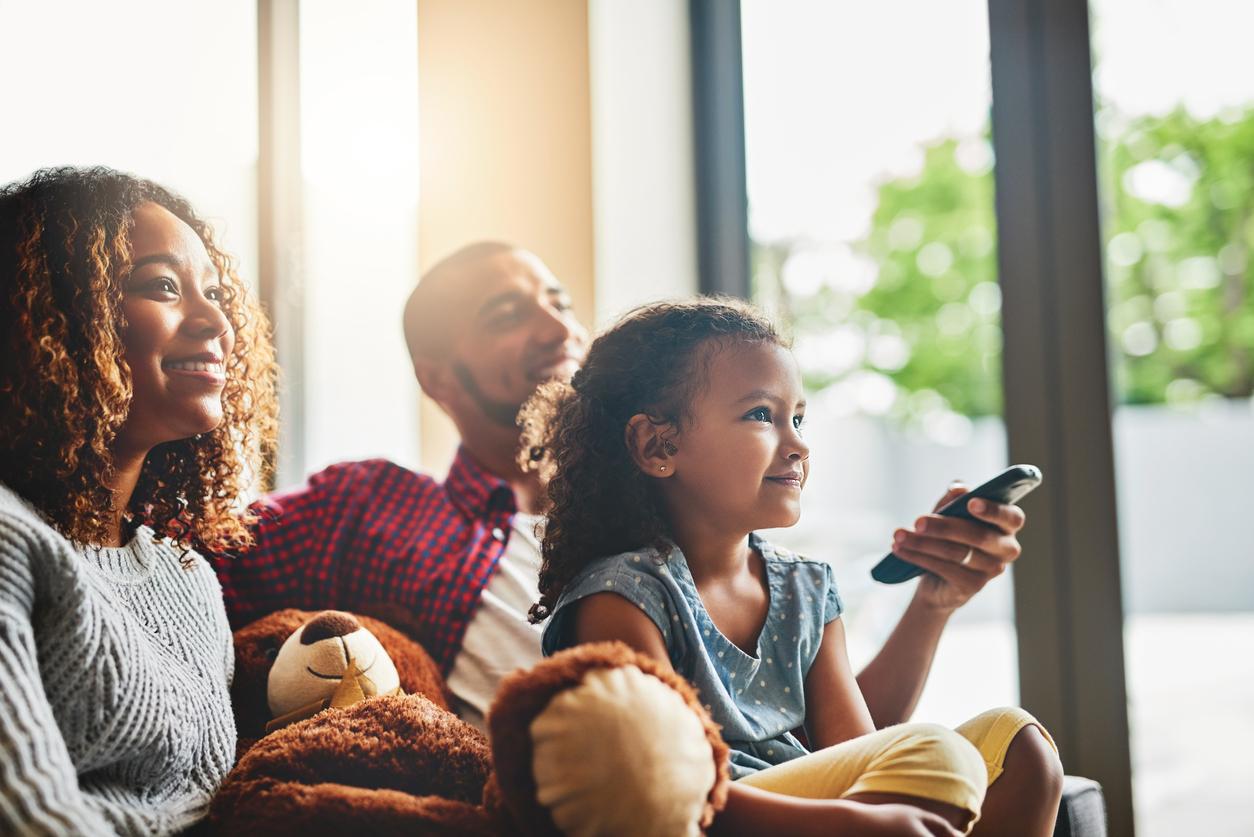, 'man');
215,241,1028,732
